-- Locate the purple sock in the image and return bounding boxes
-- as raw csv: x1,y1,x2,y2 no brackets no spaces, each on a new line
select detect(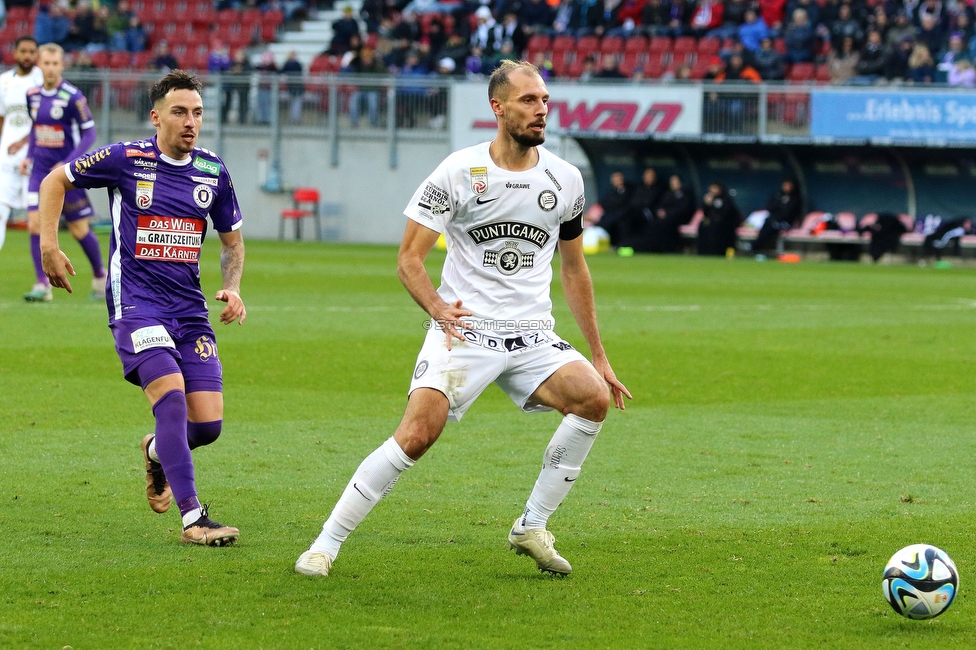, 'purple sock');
152,390,199,516
187,420,222,449
30,234,47,285
76,230,105,277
